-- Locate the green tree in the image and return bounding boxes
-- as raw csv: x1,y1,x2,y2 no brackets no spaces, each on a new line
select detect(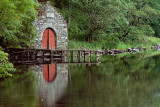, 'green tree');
67,0,124,42
0,0,39,78
114,0,160,44
0,50,15,78
48,0,160,46
0,0,39,48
